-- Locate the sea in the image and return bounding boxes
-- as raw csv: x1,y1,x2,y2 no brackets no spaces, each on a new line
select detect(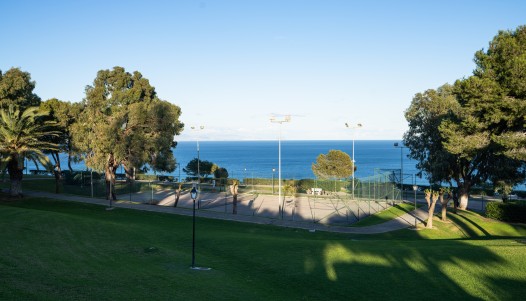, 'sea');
173,140,420,183
31,140,425,185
